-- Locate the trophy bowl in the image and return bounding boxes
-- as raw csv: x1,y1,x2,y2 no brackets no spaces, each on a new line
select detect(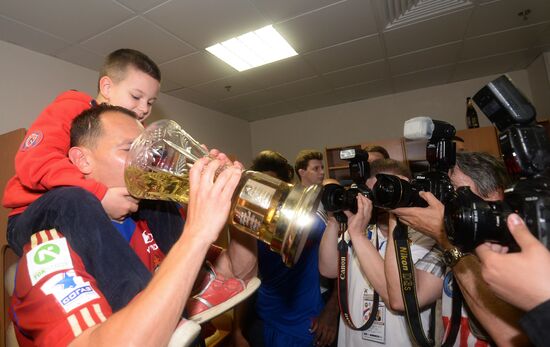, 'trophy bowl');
125,119,322,266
